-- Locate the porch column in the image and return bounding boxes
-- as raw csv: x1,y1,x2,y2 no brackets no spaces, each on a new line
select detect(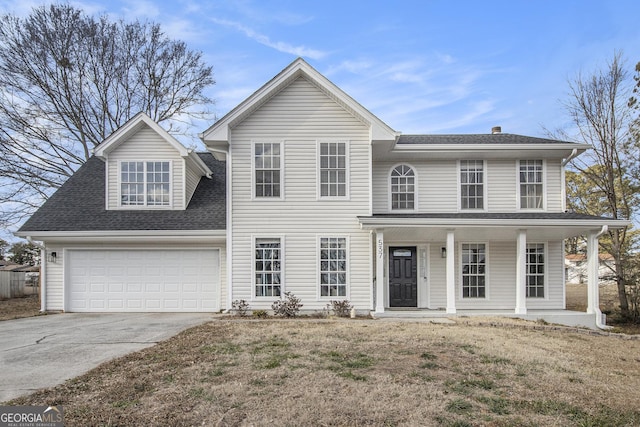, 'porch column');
515,229,527,315
446,230,456,314
375,230,385,313
586,229,602,315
